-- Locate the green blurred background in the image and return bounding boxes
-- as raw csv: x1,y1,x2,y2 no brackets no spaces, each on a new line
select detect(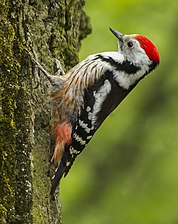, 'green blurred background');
61,0,178,223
